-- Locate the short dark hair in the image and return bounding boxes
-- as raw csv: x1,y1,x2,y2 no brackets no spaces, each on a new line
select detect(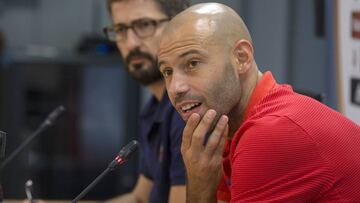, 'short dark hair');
106,0,190,18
